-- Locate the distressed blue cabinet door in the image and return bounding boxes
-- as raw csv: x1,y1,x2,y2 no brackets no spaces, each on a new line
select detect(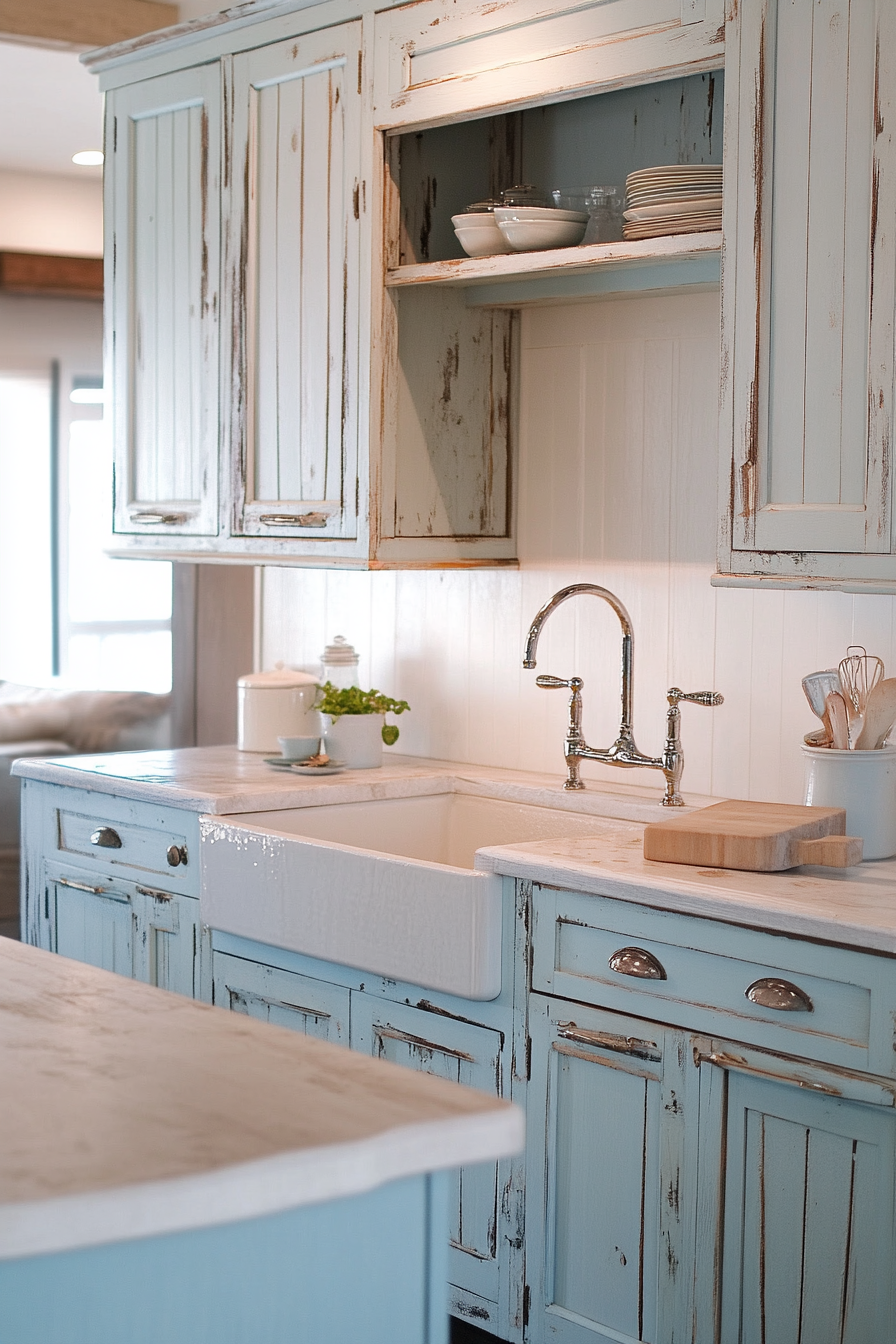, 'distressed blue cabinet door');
350,994,505,1309
212,951,349,1043
526,995,698,1344
50,878,135,977
134,888,201,999
711,1064,896,1344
